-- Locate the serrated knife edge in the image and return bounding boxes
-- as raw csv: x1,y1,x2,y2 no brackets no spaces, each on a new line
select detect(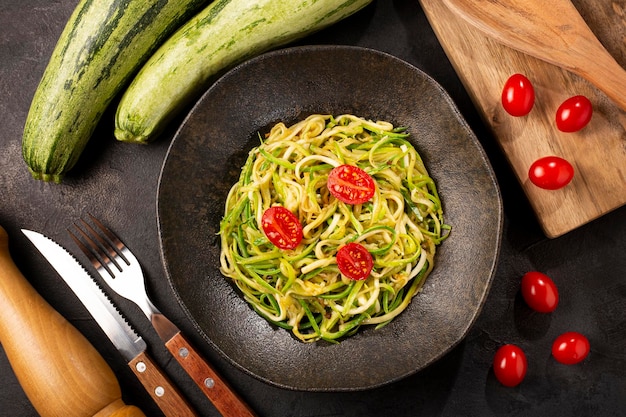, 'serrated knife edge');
22,229,146,361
